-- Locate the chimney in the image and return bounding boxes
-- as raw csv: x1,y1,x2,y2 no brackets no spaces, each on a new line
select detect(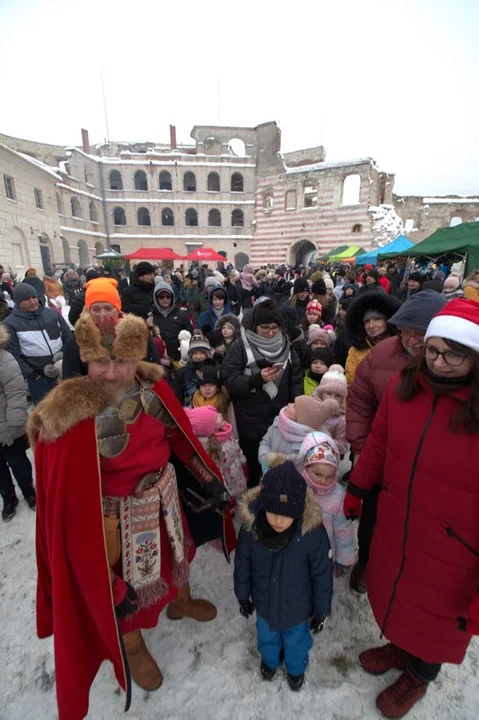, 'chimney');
81,128,91,154
170,125,177,150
